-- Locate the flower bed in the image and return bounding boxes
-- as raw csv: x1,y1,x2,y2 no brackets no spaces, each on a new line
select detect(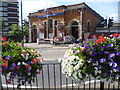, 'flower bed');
59,33,120,83
0,37,43,87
